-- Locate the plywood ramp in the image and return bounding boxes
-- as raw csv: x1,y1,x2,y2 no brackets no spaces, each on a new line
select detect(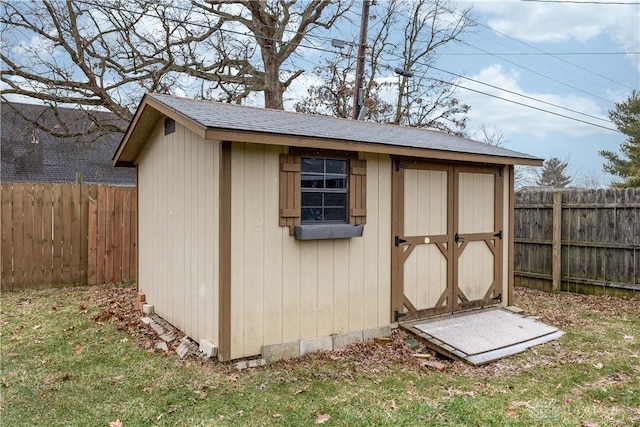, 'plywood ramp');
401,308,564,365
